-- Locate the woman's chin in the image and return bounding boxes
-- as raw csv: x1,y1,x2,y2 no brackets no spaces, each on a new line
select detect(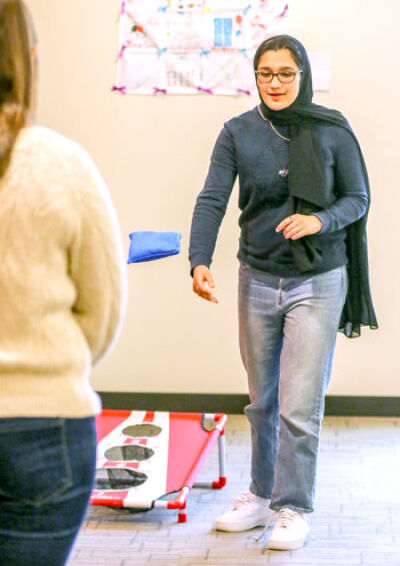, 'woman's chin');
264,97,289,111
